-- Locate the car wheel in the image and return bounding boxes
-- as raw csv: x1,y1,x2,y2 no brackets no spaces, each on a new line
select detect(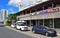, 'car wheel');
16,28,18,30
15,27,18,30
20,28,22,31
46,33,49,36
32,30,36,33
